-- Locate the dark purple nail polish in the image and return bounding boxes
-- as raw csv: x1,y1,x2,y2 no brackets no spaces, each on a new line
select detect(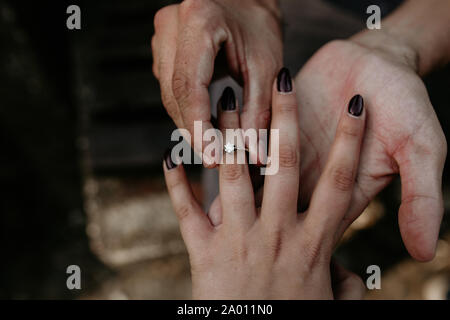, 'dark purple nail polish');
164,147,177,170
348,94,364,117
277,67,292,93
221,87,236,111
